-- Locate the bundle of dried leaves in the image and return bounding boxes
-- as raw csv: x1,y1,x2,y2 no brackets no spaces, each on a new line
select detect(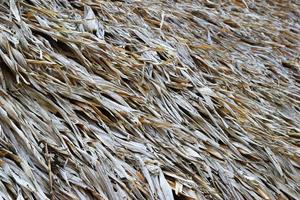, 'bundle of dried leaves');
0,0,299,199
